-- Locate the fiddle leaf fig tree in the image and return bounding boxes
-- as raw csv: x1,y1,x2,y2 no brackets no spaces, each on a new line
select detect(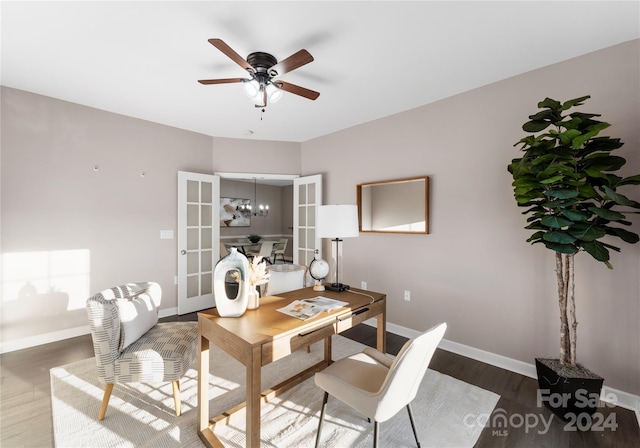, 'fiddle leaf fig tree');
508,95,640,368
